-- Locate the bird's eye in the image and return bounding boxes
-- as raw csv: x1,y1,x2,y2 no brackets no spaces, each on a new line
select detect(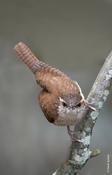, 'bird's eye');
76,102,81,108
62,101,68,107
59,97,68,107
